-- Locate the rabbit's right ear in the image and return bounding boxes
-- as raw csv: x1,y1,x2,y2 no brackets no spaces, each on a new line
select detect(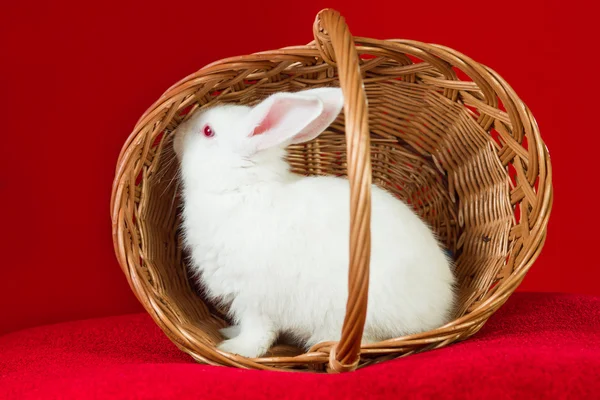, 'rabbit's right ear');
289,88,344,145
244,93,324,151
